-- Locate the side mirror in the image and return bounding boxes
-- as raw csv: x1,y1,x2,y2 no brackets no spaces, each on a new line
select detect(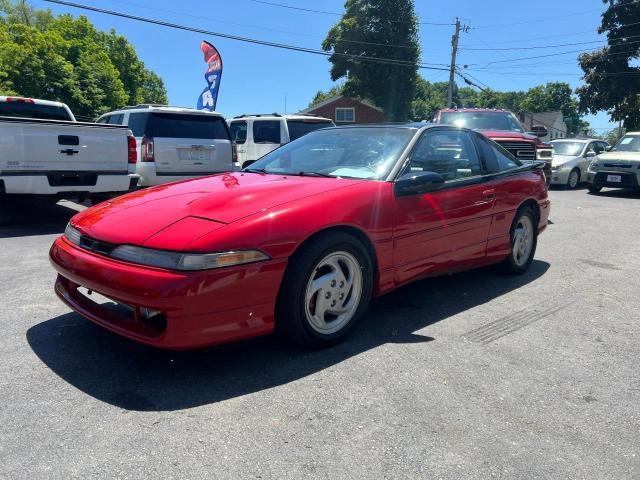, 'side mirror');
605,145,613,152
395,171,445,196
530,125,549,138
585,151,597,158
